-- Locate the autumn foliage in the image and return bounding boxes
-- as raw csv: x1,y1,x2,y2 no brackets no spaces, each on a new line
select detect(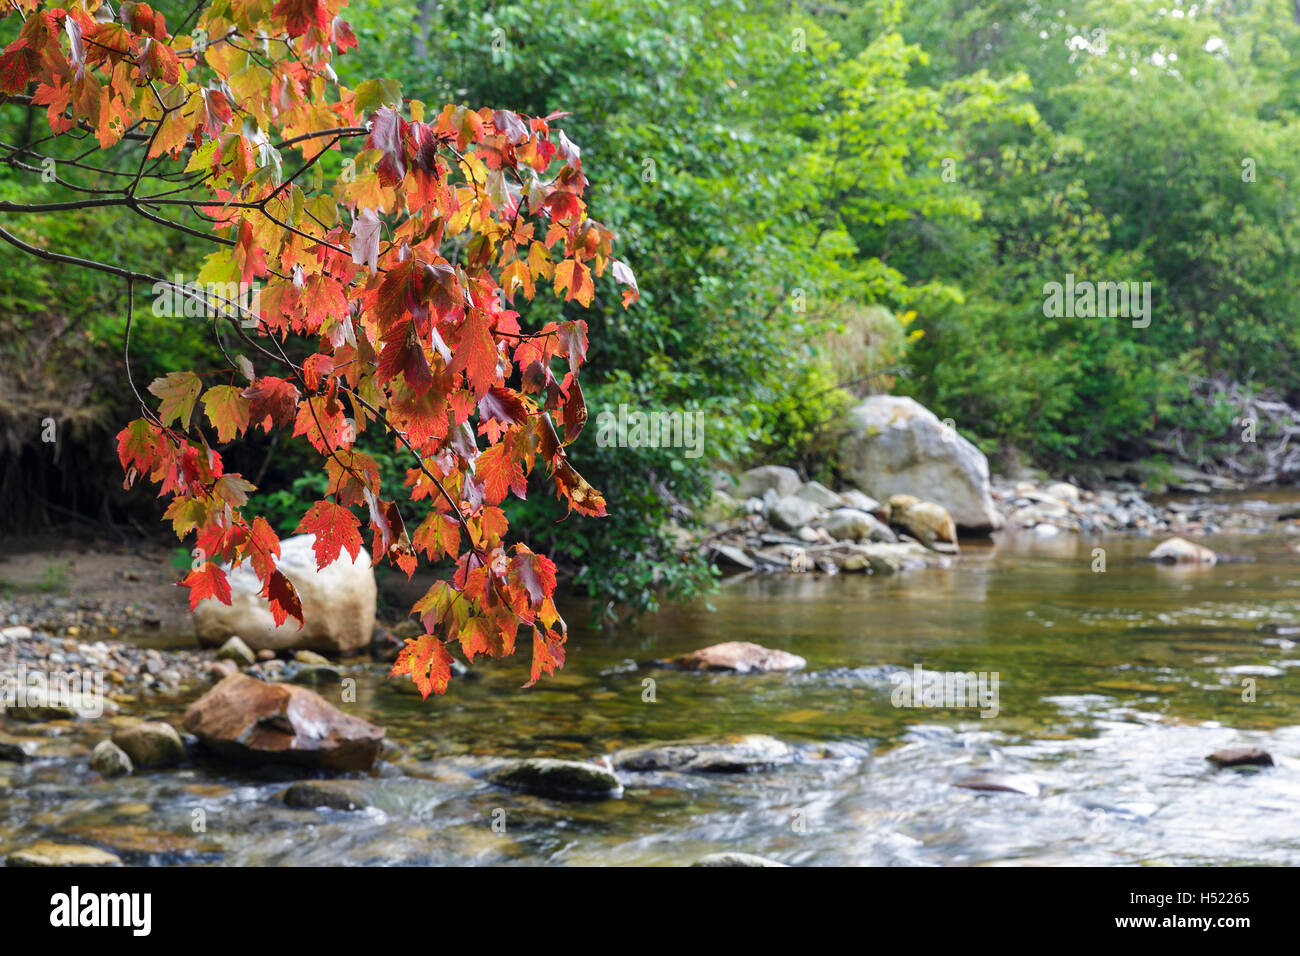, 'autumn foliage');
0,0,637,694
